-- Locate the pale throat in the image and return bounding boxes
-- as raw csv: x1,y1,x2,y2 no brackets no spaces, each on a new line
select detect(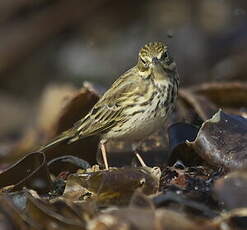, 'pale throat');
151,64,171,84
138,63,172,85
